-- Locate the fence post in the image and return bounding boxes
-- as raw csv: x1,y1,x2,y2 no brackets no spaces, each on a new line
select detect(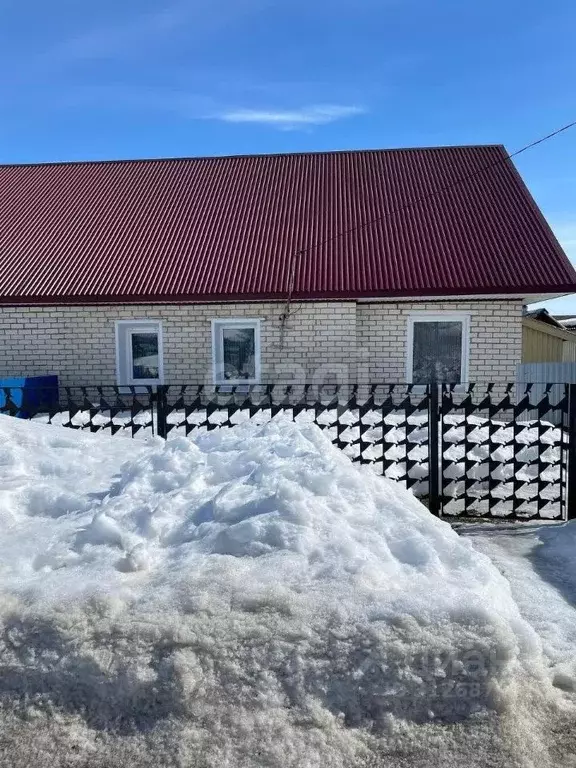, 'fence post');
428,383,440,516
156,385,168,440
568,384,576,520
